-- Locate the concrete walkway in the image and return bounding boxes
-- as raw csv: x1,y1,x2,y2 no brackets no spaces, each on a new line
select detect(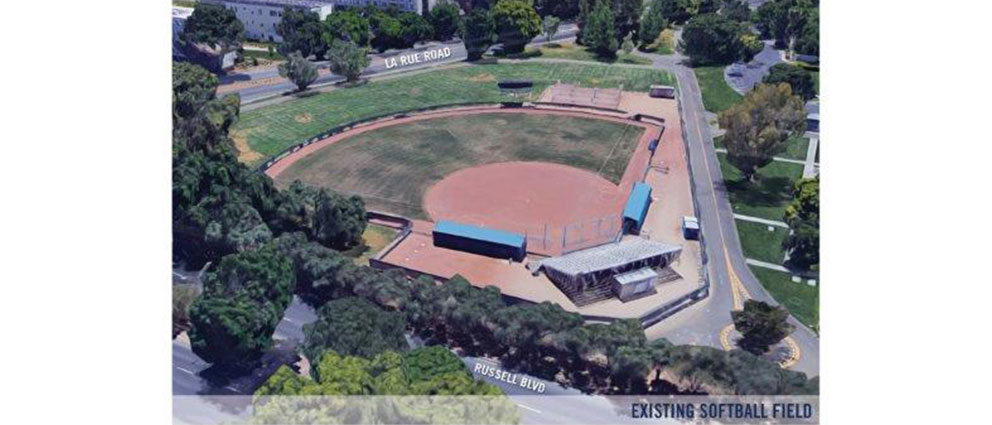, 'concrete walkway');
803,136,819,177
745,258,790,272
734,214,789,228
712,148,806,165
